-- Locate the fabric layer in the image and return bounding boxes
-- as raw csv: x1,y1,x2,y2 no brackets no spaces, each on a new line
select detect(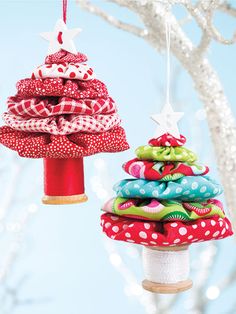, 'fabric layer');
7,96,116,117
103,197,225,221
149,134,186,147
45,50,88,64
0,126,129,158
136,145,197,162
16,78,108,99
3,112,121,135
114,177,223,201
123,158,209,181
101,213,233,247
32,62,94,81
